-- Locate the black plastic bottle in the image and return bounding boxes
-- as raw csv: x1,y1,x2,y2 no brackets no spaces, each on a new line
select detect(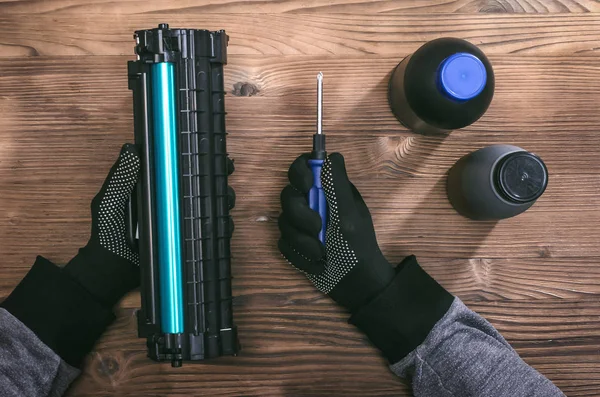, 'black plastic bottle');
388,38,495,135
447,145,548,220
